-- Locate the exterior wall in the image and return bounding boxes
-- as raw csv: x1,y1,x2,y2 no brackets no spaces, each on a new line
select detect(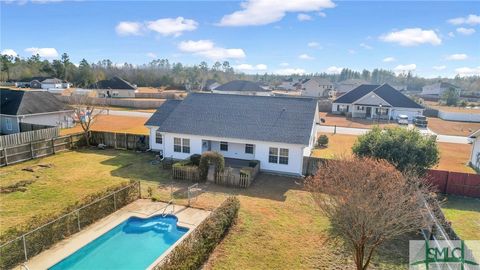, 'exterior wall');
331,103,352,114
0,115,20,134
147,128,307,175
41,83,63,89
353,92,389,107
302,80,334,98
208,141,255,160
211,90,272,96
390,108,423,120
95,89,136,98
421,83,441,95
21,111,75,128
470,137,480,170
438,111,480,122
